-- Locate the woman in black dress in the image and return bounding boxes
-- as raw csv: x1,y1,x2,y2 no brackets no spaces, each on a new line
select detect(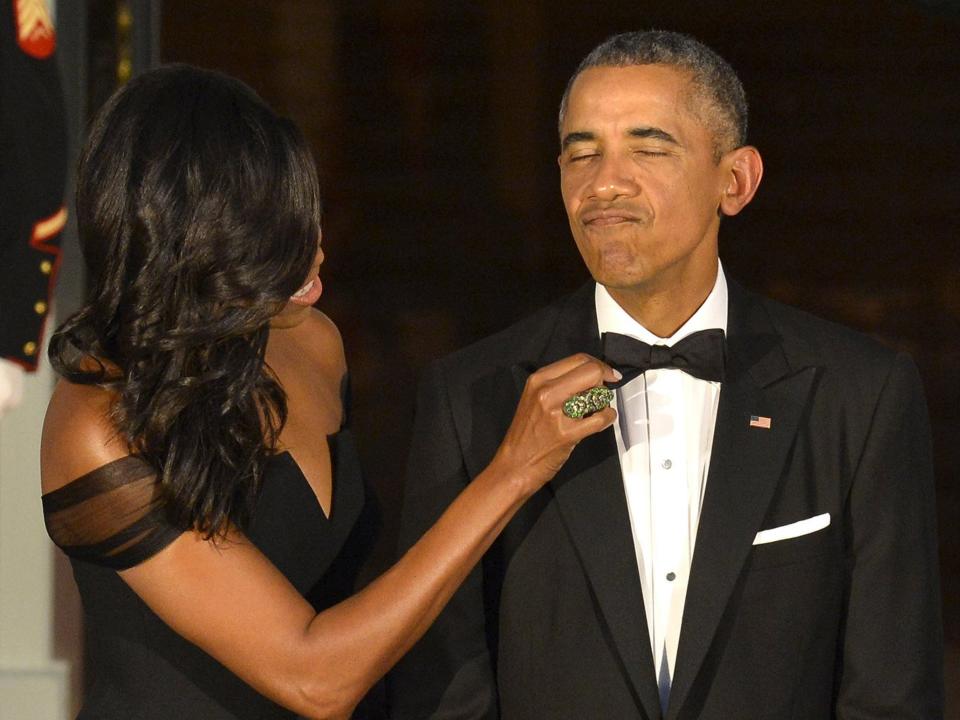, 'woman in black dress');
40,64,616,719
